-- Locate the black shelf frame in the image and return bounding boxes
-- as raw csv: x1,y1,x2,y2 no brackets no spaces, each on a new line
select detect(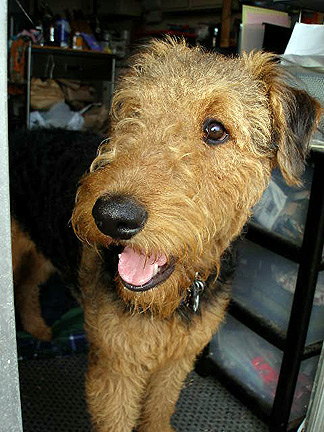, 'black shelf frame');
25,43,116,129
269,149,324,431
246,222,301,264
198,148,324,431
